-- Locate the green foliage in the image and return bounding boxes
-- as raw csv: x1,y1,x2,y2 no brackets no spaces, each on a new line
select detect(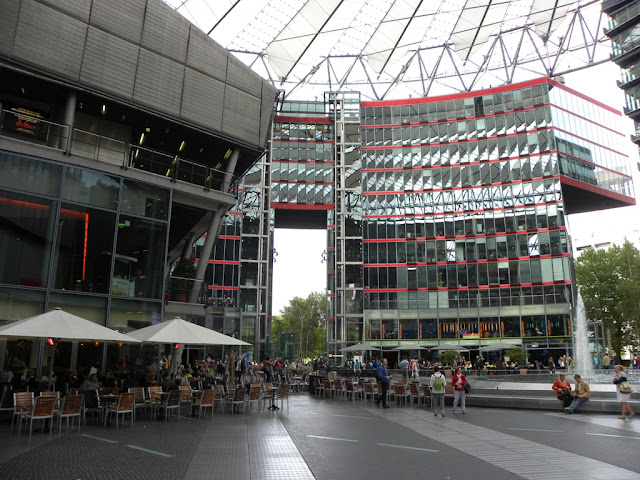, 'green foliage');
441,350,457,366
506,347,526,363
575,241,640,356
271,292,326,360
170,258,197,296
